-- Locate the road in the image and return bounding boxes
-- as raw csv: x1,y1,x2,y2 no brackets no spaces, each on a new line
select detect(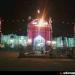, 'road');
0,58,75,71
0,51,75,71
